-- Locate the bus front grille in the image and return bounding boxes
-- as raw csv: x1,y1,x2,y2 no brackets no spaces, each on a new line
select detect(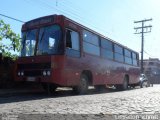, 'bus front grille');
17,63,51,70
24,70,42,77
